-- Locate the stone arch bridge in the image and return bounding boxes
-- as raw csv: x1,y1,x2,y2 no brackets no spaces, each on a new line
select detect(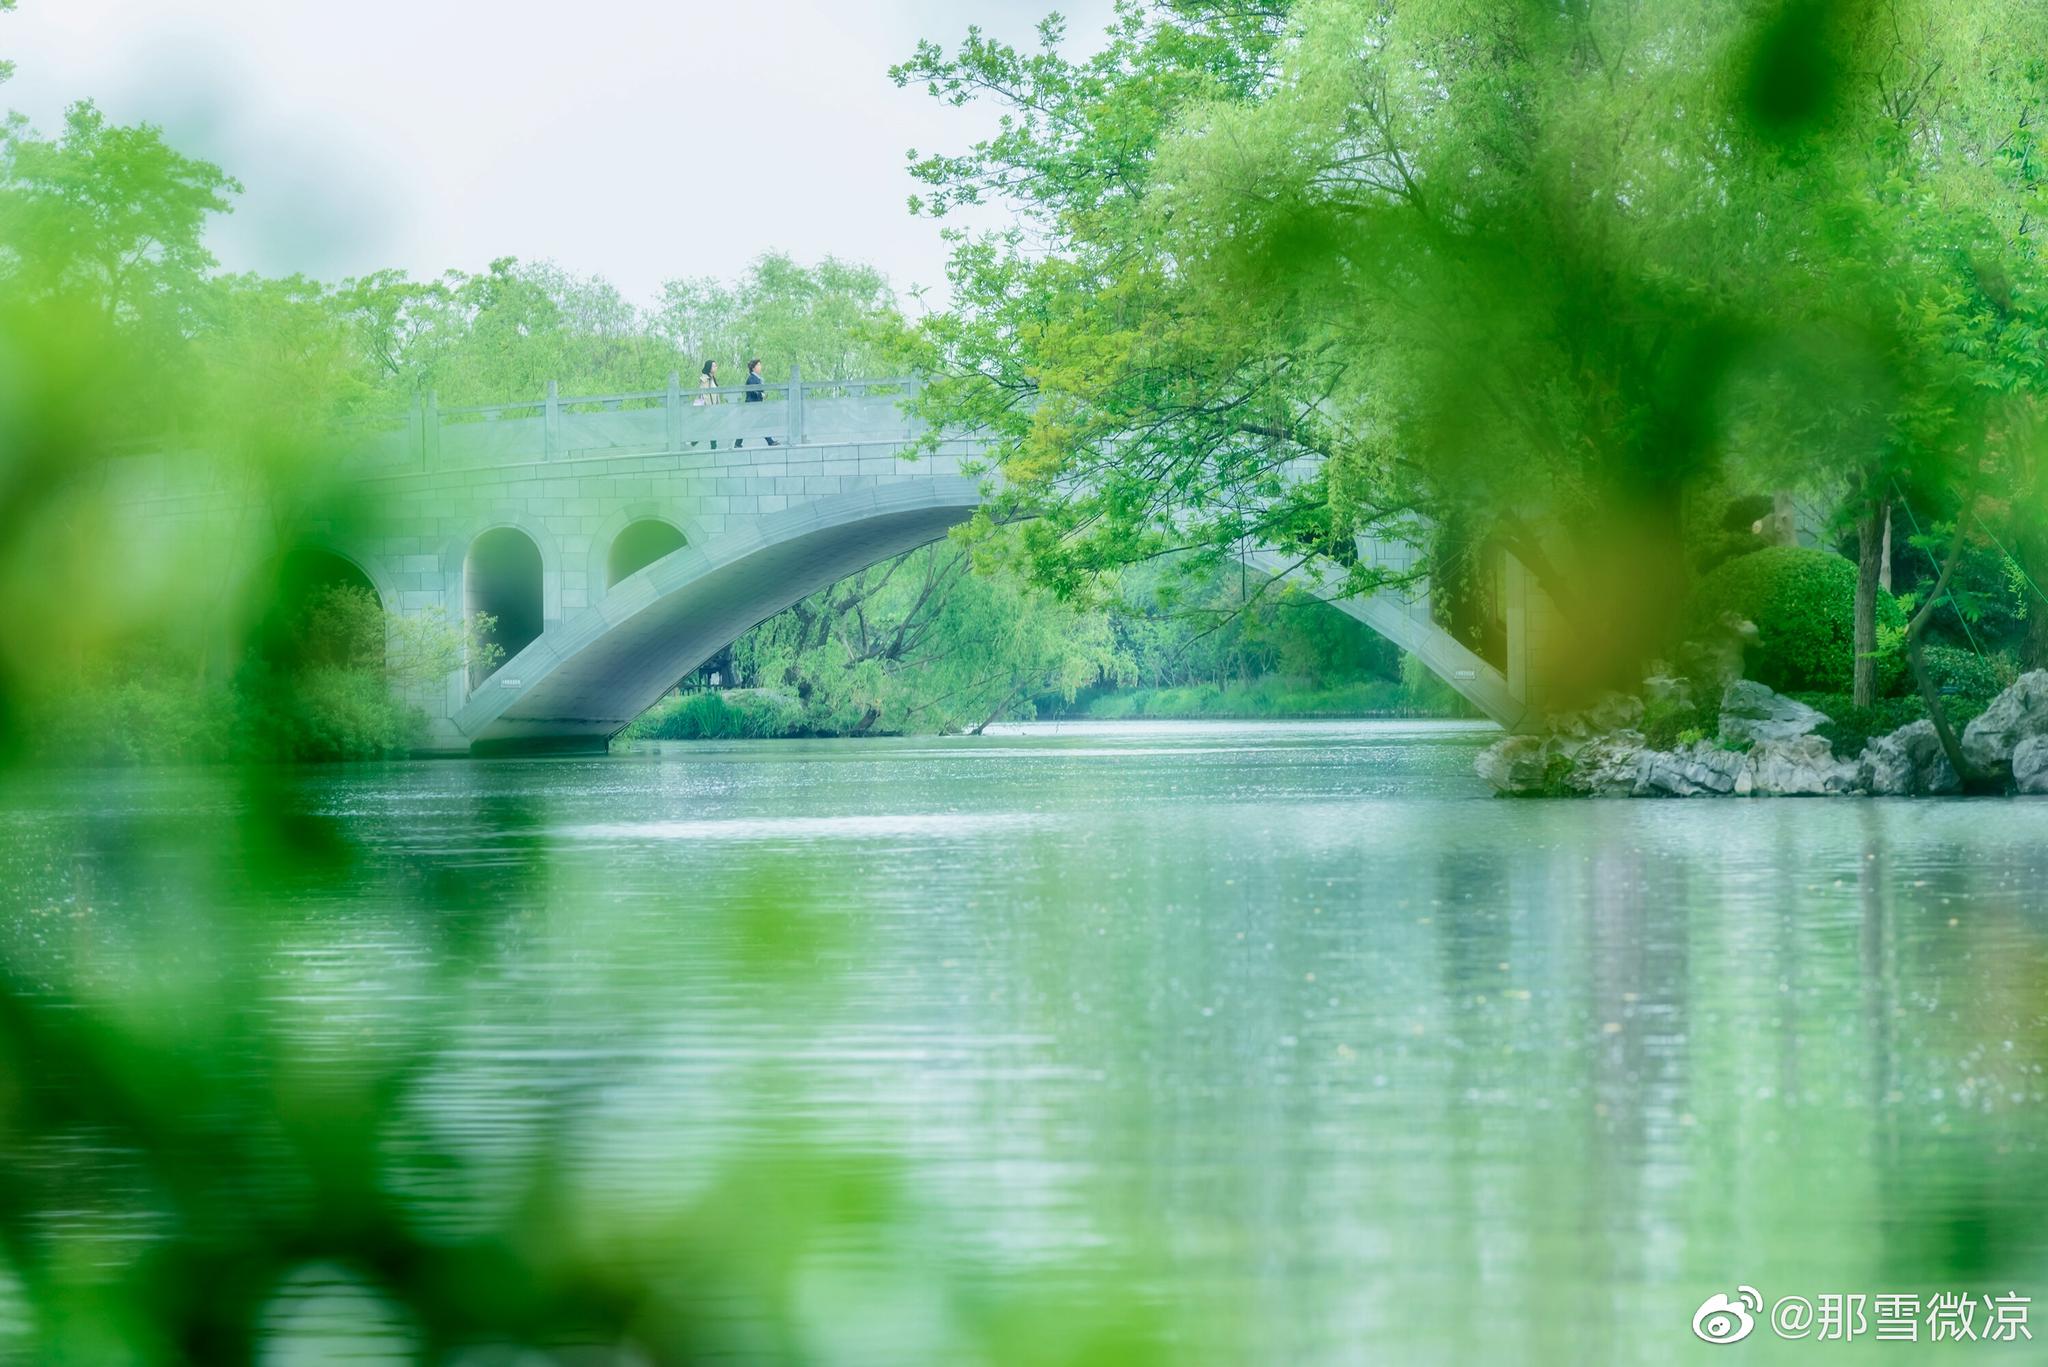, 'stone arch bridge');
115,373,1555,752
